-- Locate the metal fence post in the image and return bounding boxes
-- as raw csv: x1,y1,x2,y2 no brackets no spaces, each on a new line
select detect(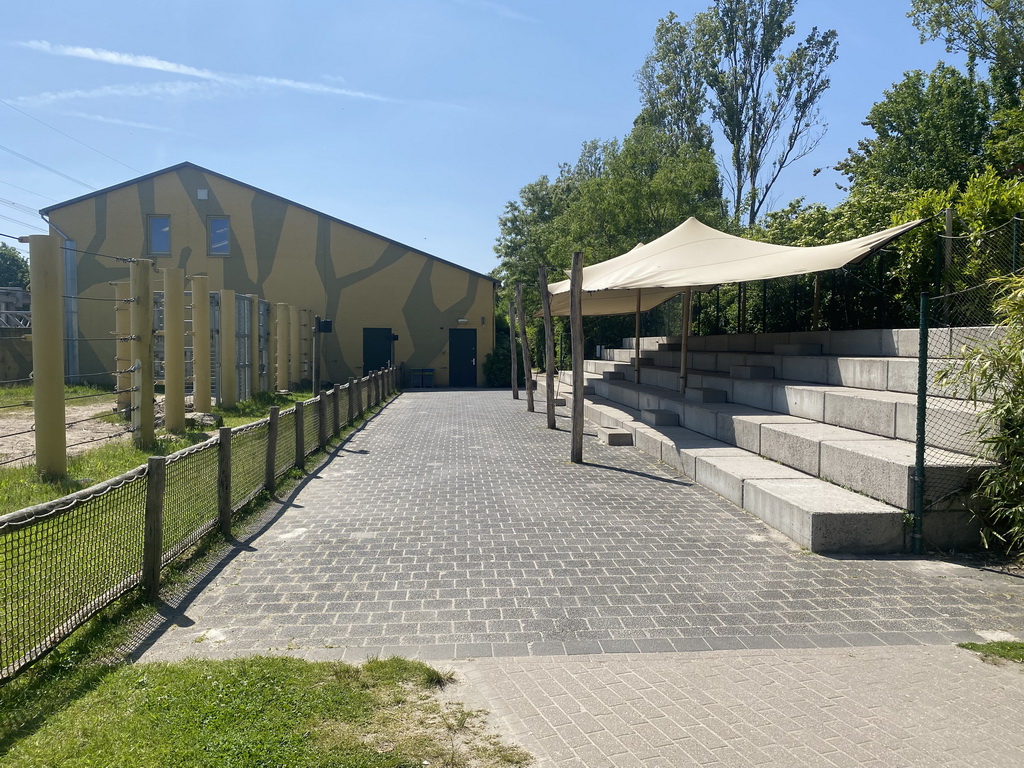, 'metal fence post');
218,426,232,535
143,456,166,599
913,293,929,555
294,400,305,468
